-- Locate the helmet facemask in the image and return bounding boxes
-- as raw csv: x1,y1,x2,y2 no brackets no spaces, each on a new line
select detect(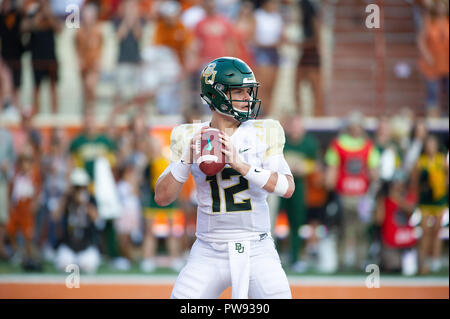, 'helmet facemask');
205,83,261,123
